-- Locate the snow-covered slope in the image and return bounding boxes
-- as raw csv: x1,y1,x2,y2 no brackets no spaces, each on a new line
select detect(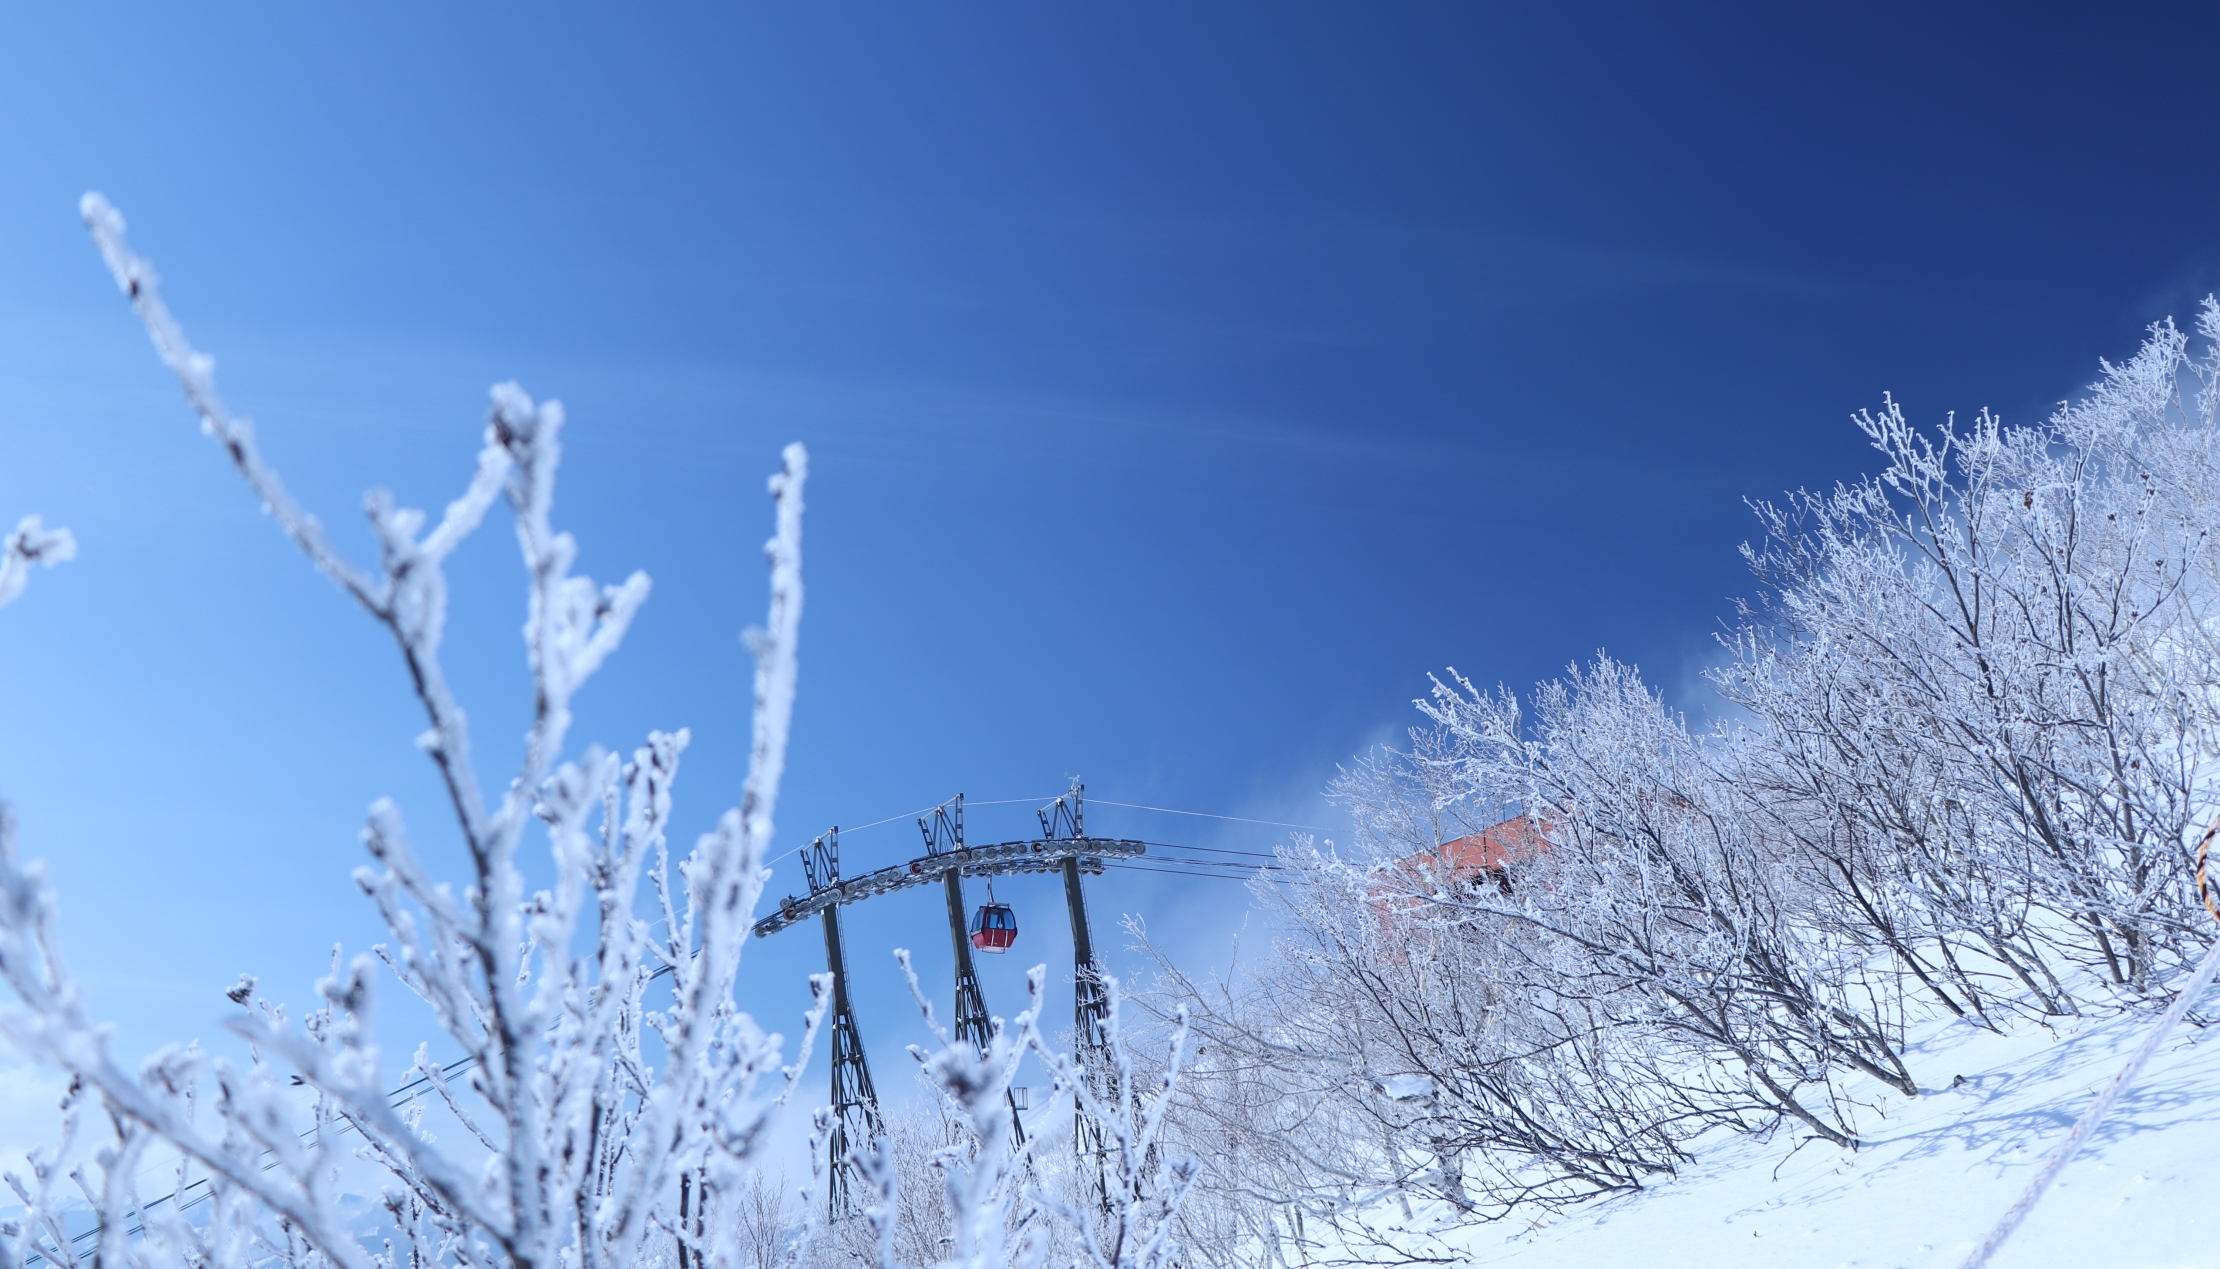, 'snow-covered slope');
1364,992,2220,1268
